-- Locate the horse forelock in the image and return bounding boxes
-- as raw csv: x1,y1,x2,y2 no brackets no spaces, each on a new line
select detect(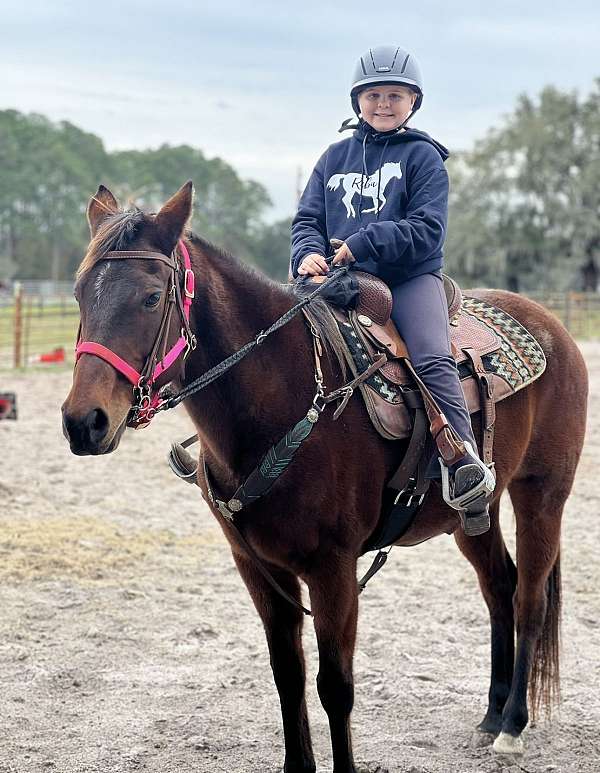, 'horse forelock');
77,208,146,279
